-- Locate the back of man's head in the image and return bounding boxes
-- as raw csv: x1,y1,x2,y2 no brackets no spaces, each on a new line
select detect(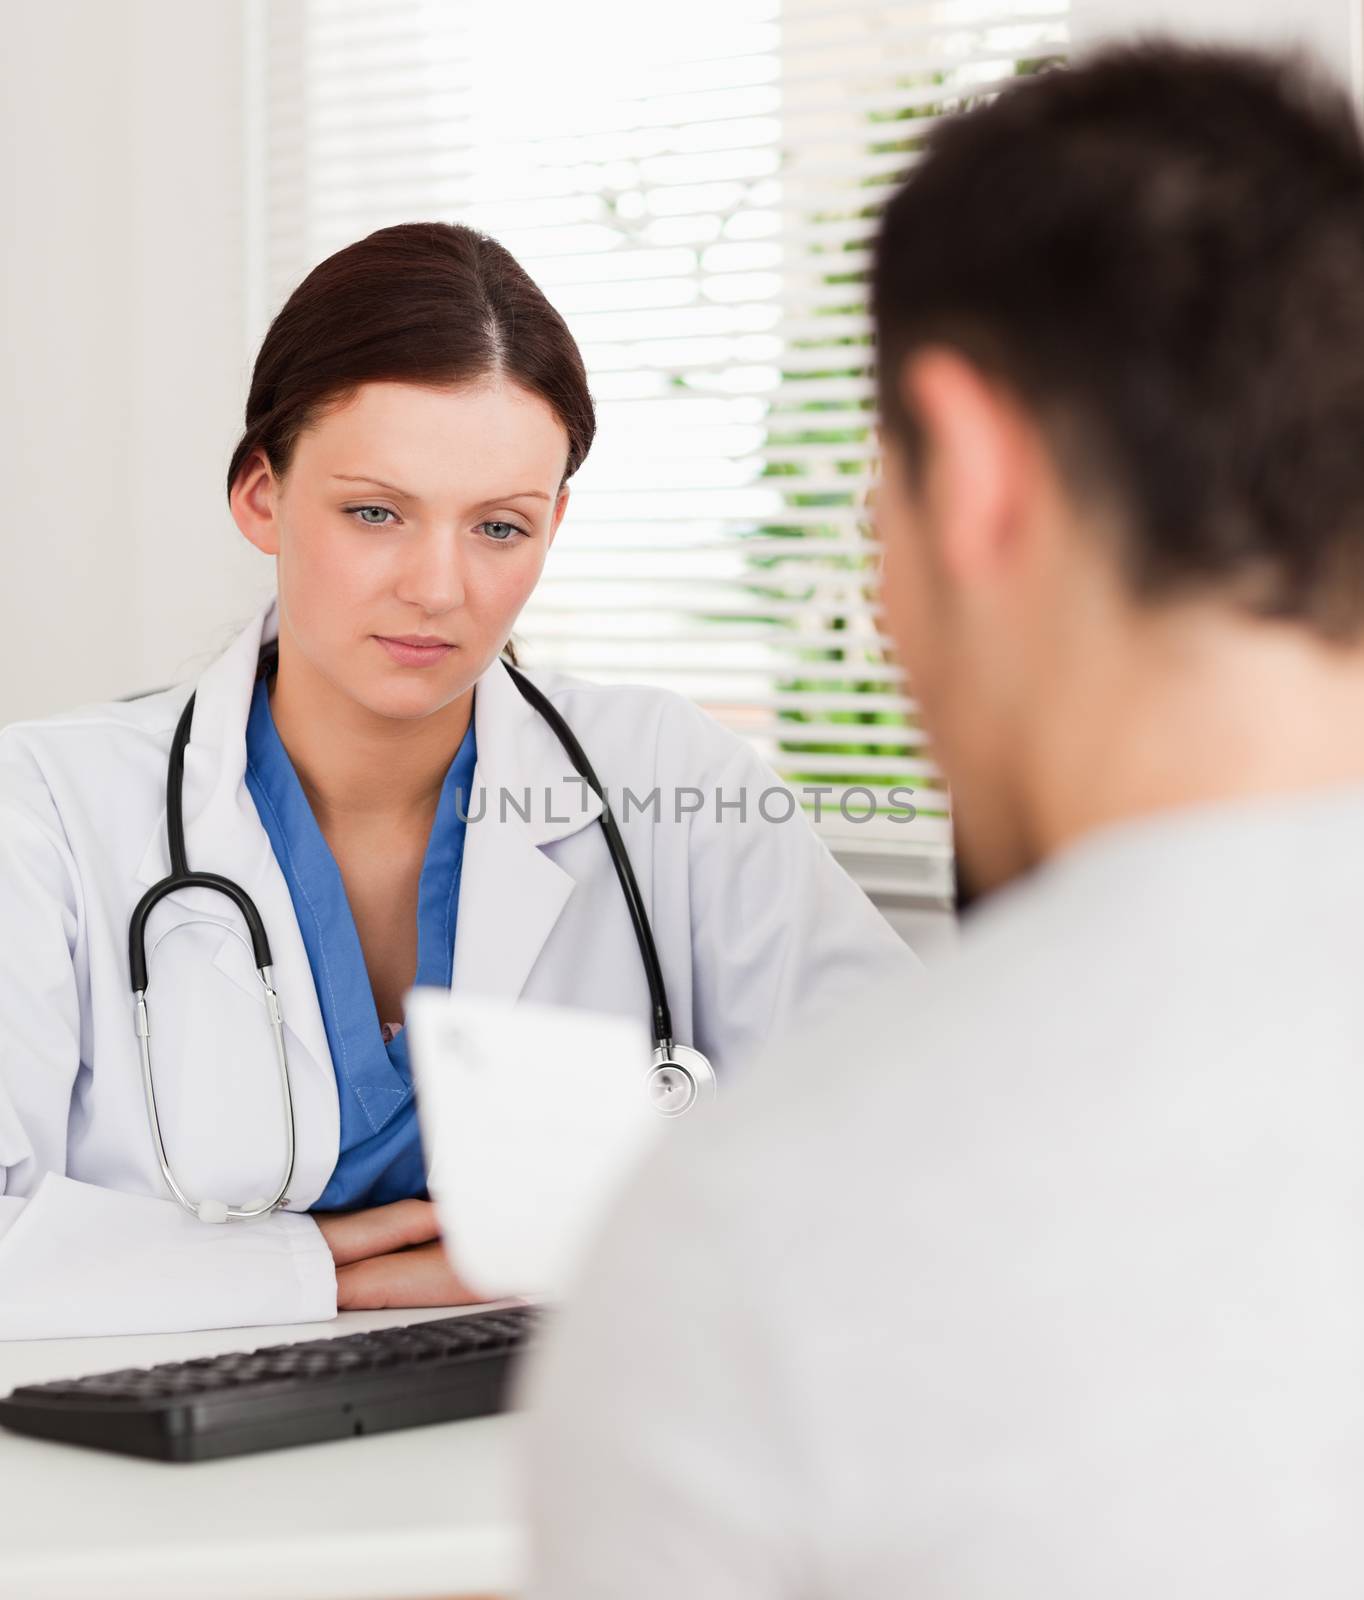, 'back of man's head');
874,42,1364,635
870,42,1364,890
